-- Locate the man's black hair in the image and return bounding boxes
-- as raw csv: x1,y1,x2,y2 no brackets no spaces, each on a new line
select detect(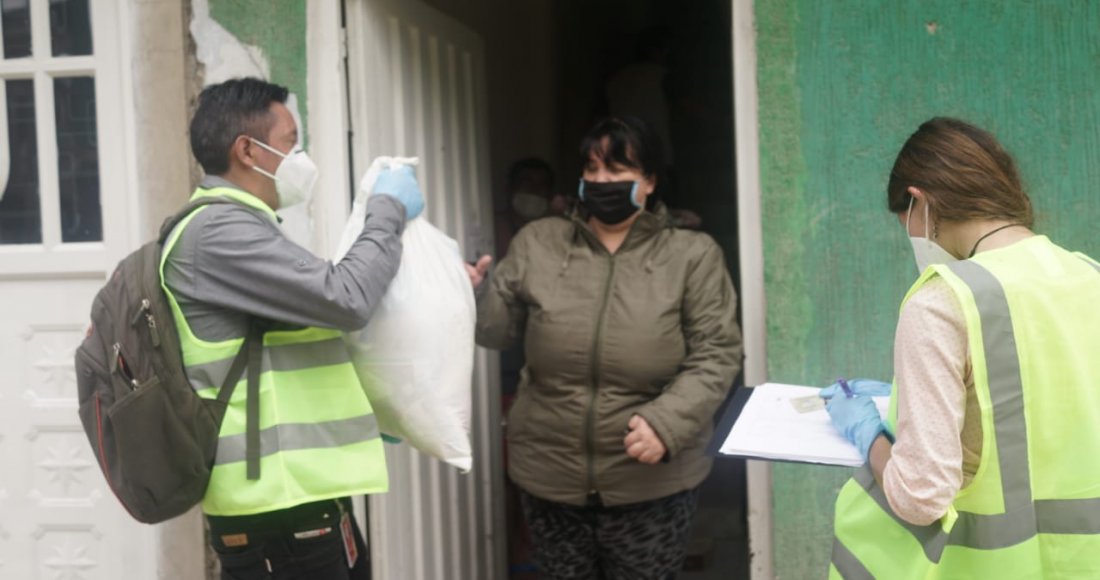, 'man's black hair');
189,78,289,175
506,157,555,191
